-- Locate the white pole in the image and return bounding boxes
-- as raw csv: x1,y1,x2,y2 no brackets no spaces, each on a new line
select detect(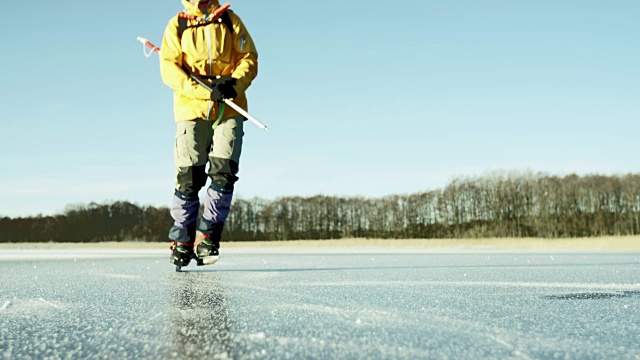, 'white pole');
223,99,269,132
